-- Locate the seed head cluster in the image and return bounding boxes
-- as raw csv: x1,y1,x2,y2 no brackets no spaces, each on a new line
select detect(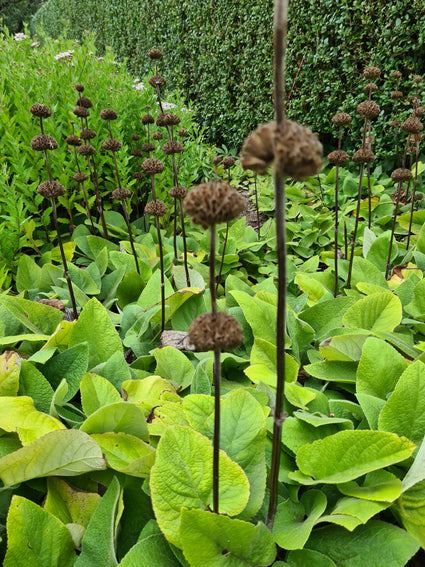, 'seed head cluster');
37,180,66,198
184,182,245,229
188,312,243,352
145,200,168,216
